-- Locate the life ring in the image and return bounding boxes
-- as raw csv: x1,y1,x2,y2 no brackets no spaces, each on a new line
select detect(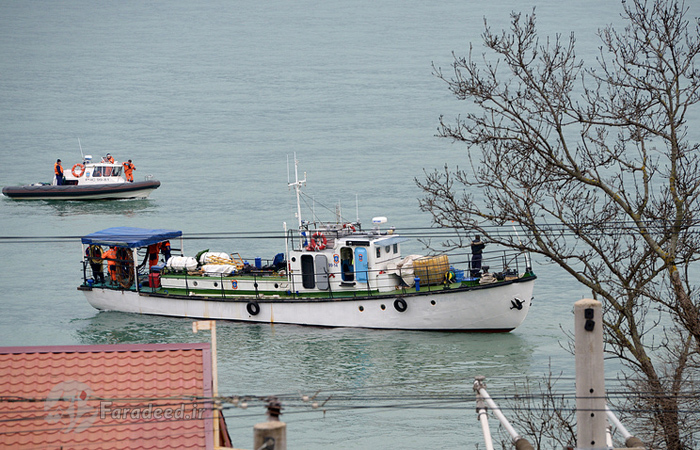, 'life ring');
394,298,407,312
72,163,86,177
343,223,356,232
115,247,134,289
246,301,260,316
306,232,327,251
